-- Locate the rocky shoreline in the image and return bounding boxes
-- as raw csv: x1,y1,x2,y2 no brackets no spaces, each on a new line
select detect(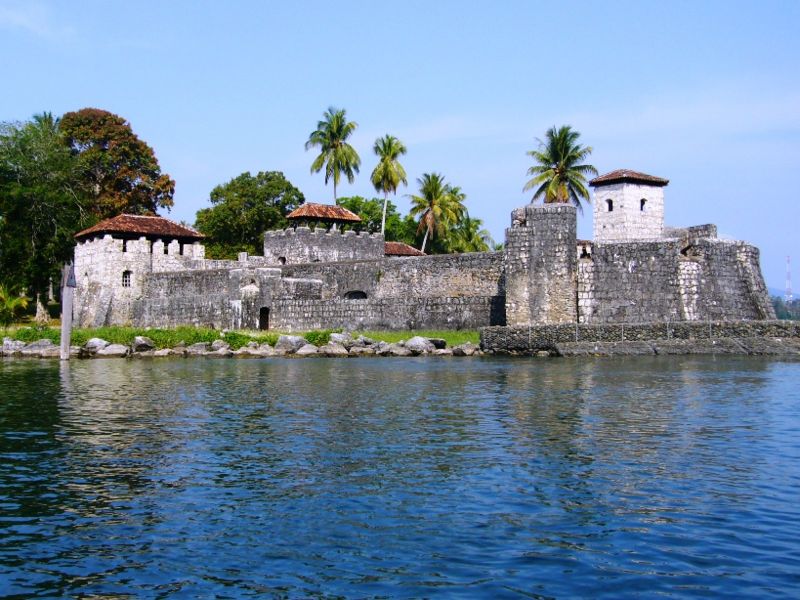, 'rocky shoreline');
1,333,482,360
